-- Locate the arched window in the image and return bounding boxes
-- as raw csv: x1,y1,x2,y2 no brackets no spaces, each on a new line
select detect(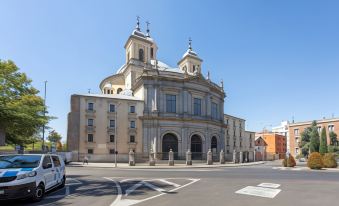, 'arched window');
138,48,144,62
117,88,123,94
